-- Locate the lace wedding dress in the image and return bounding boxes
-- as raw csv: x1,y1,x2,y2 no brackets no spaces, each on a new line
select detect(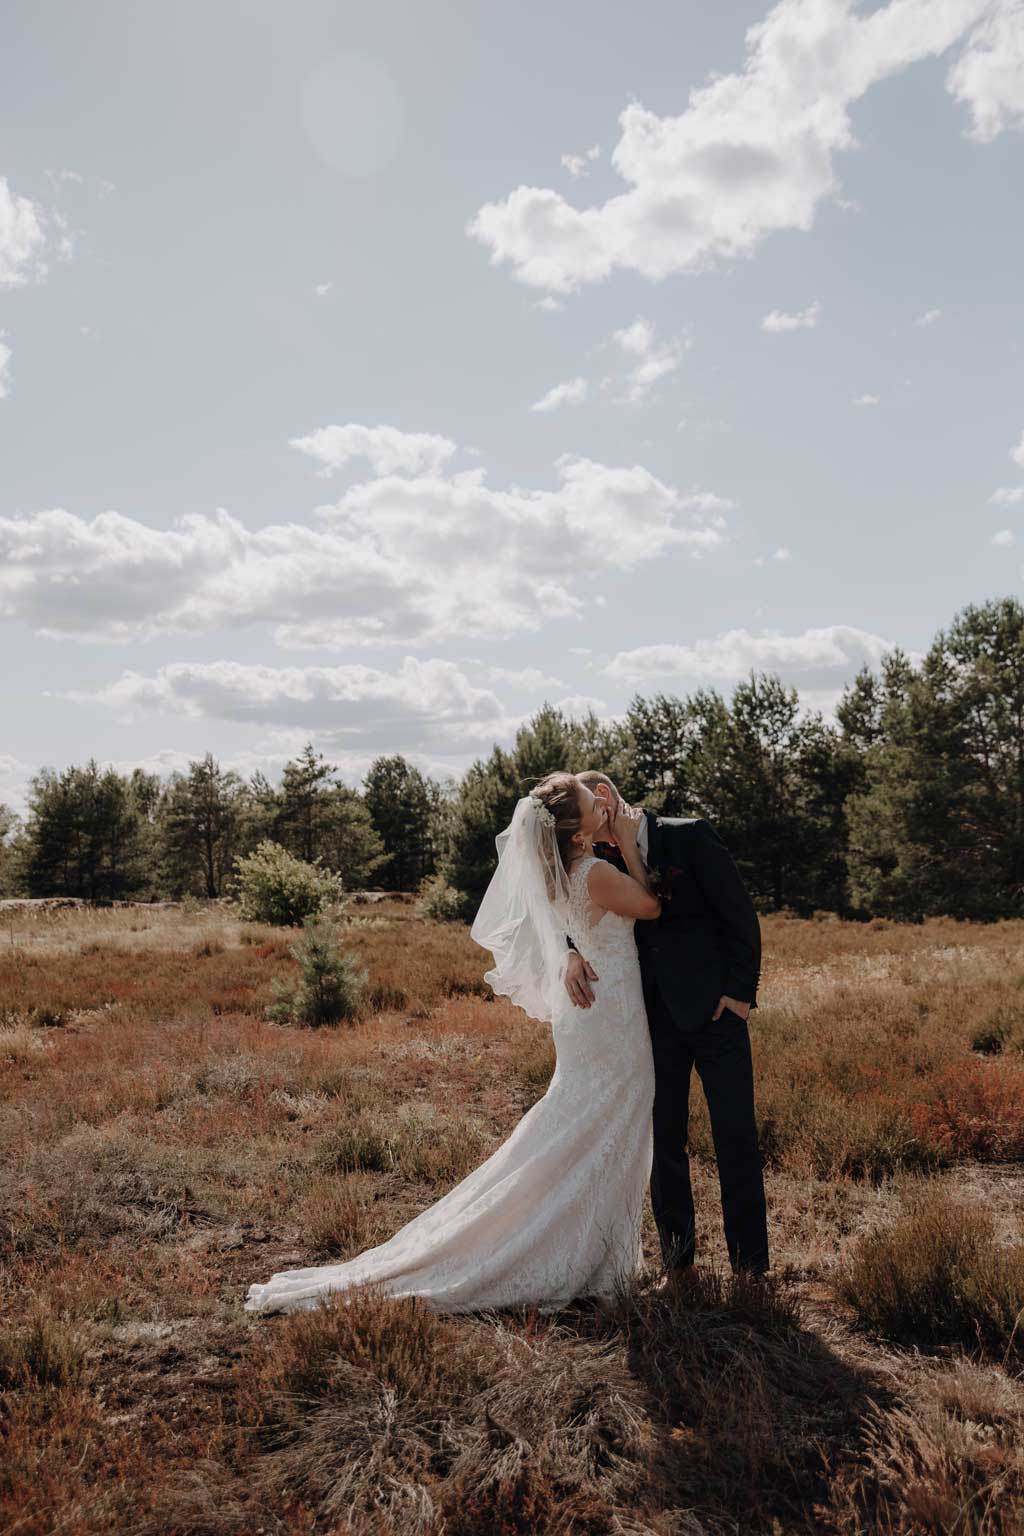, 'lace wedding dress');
244,854,655,1316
